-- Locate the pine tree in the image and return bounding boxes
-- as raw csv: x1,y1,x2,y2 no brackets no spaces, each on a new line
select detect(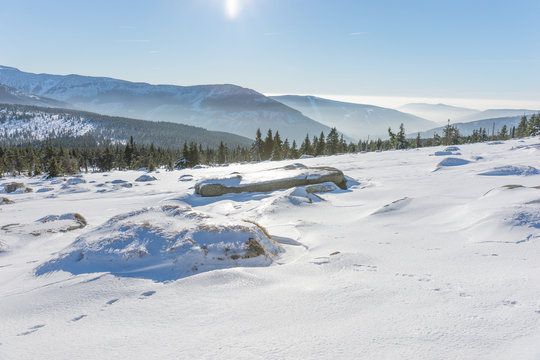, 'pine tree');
217,141,227,164
326,127,339,154
290,140,299,159
395,123,406,149
271,131,283,160
527,114,540,136
499,125,508,140
316,131,326,156
251,128,264,161
415,133,421,148
47,157,62,178
262,129,274,160
516,115,528,138
282,138,291,159
300,134,312,155
388,127,396,148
